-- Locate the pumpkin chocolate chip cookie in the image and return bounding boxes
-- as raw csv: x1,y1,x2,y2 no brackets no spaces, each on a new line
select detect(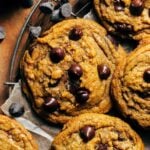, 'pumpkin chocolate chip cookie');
0,115,37,150
94,0,150,40
51,113,144,150
21,18,125,124
111,39,150,128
